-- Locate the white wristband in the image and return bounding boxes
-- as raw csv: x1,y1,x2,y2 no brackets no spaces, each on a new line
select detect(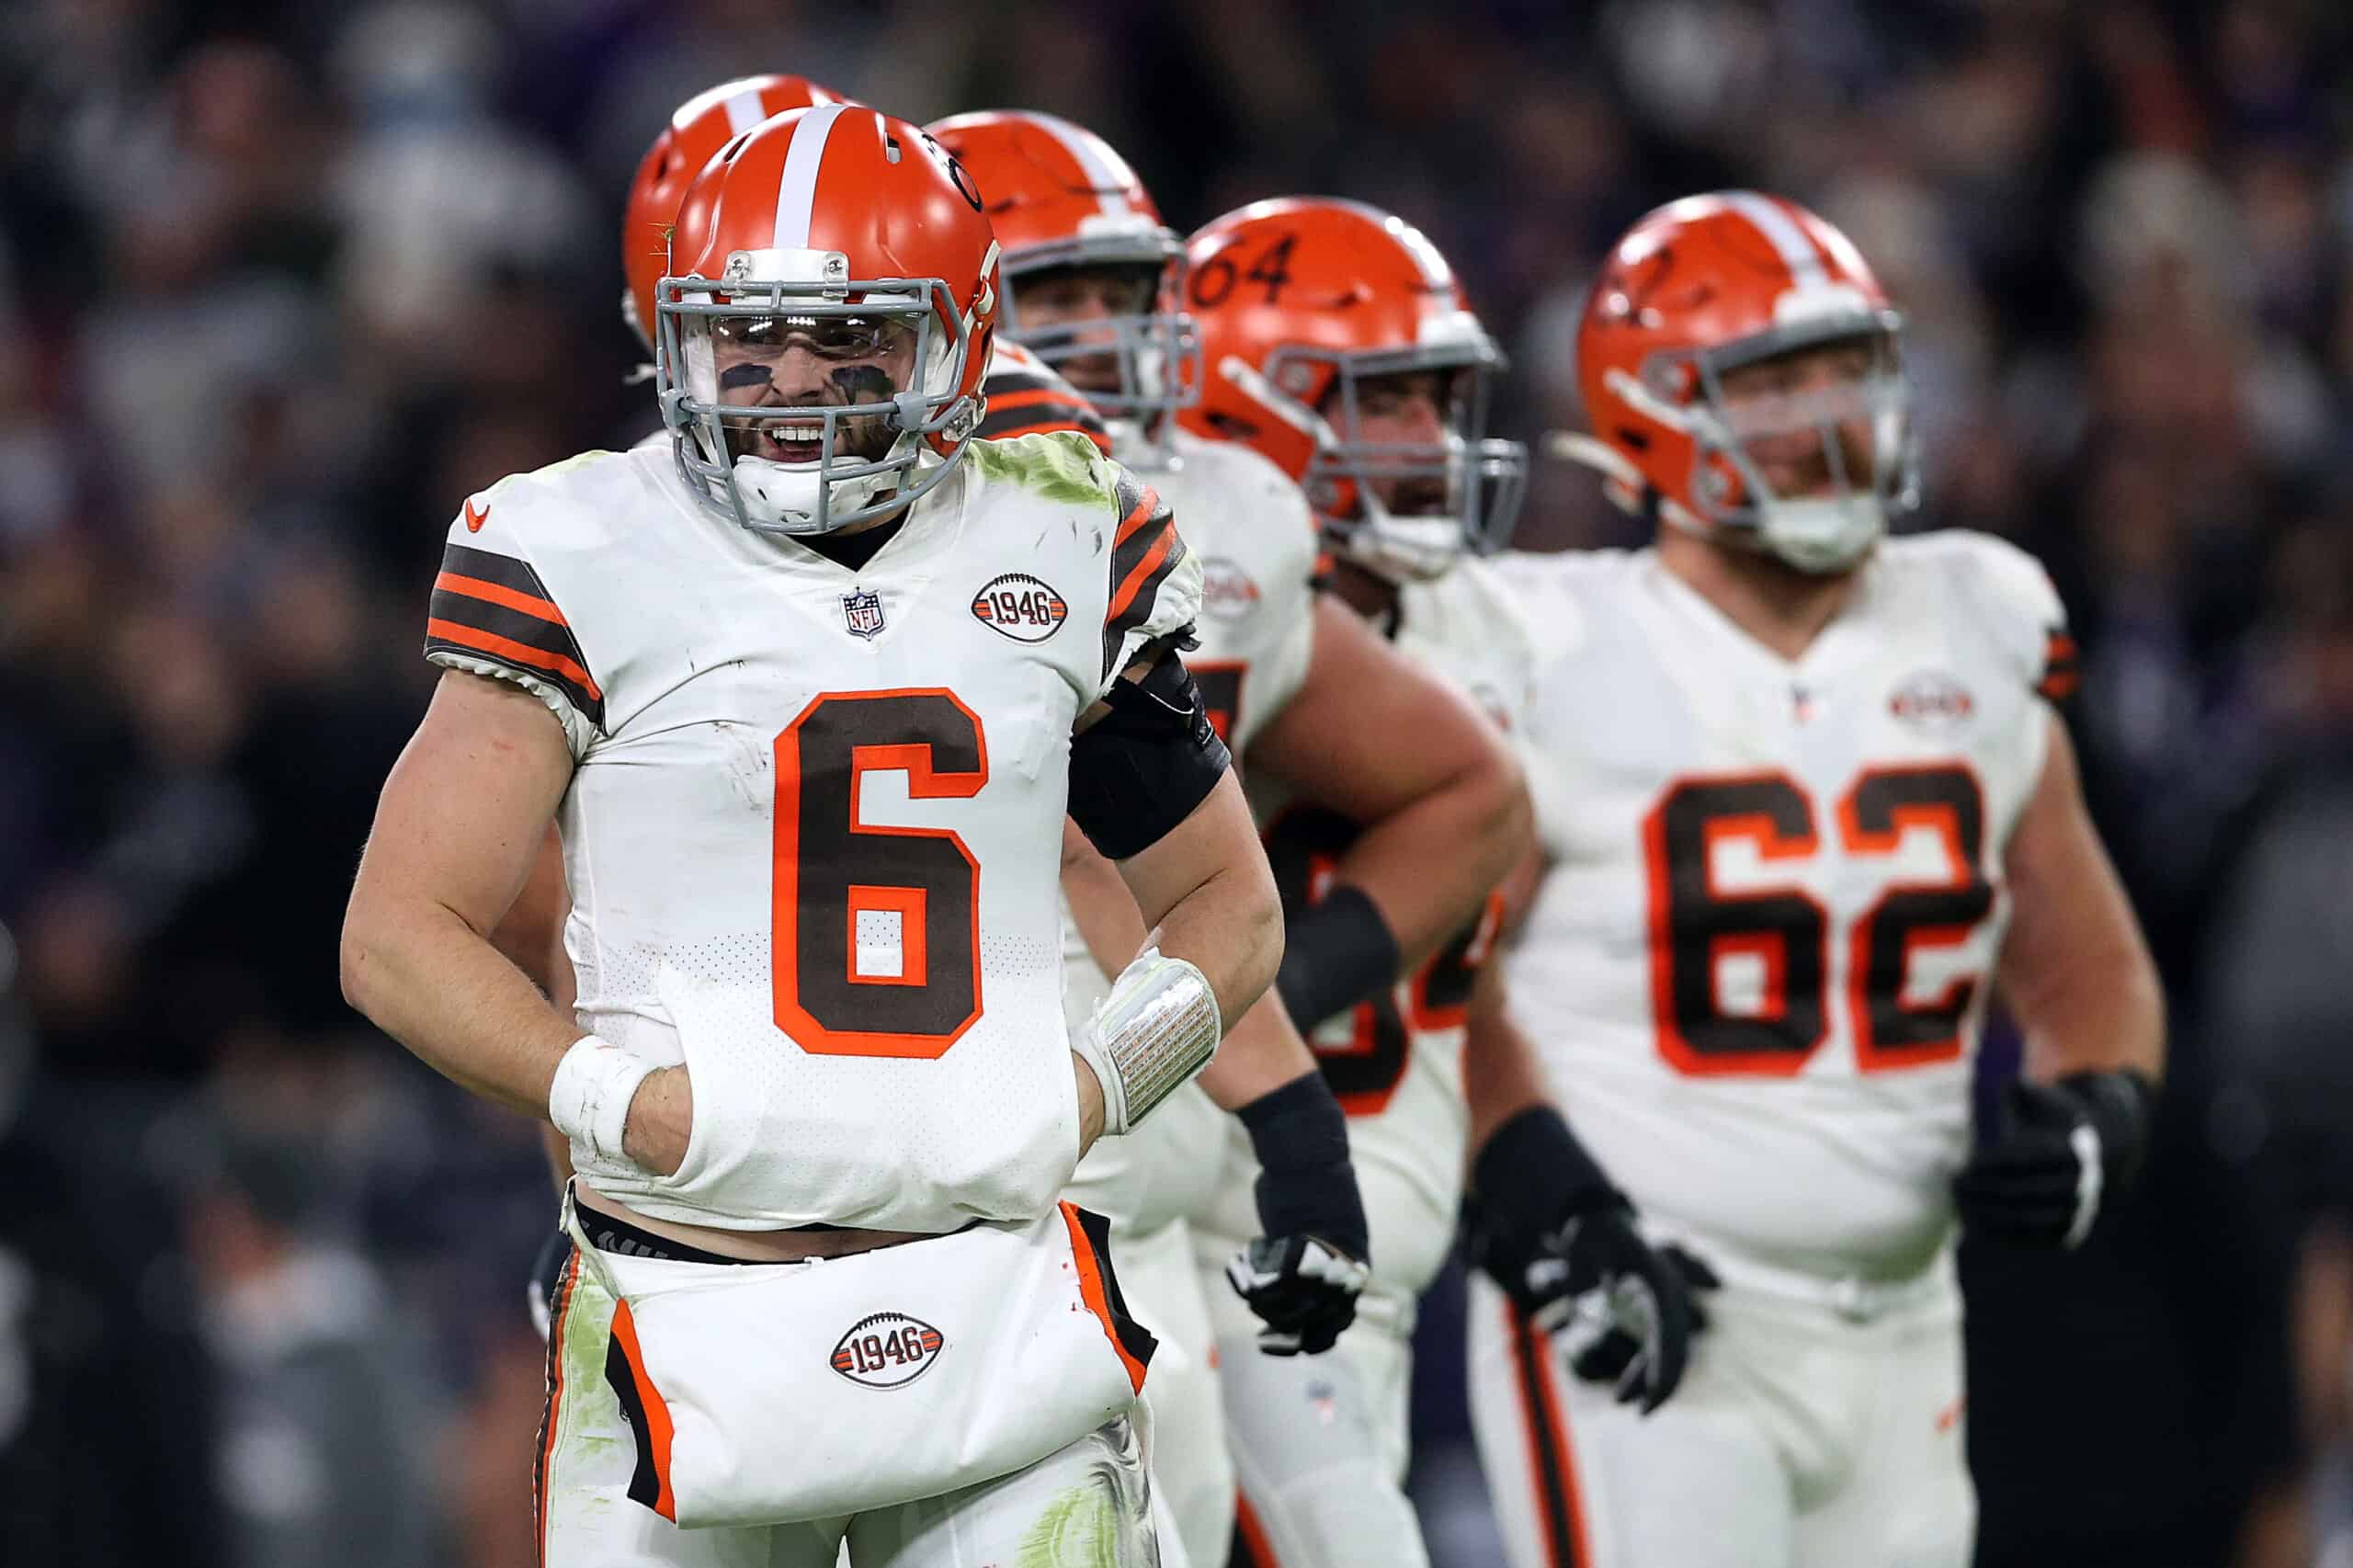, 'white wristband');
548,1034,655,1168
